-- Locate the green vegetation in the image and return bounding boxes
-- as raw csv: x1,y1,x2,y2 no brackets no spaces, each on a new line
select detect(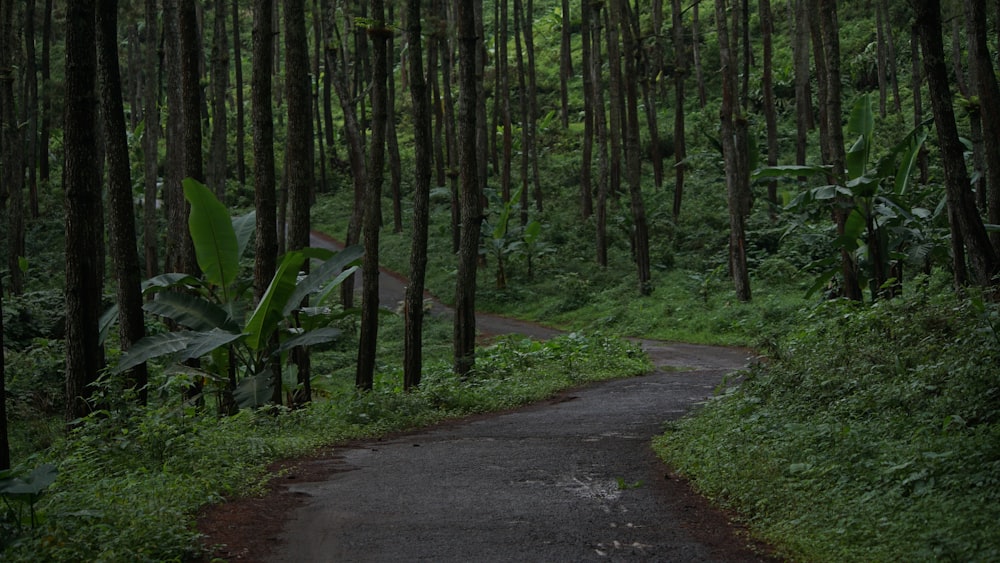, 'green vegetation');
1,328,648,561
655,277,1000,561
